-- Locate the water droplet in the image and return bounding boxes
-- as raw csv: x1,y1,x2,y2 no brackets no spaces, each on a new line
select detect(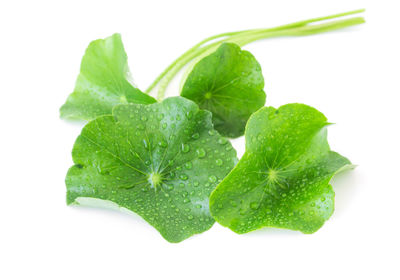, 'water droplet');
218,138,228,145
162,123,167,129
158,140,167,148
143,139,149,150
250,202,259,210
215,159,223,166
192,133,200,139
187,215,194,220
193,181,199,187
181,143,190,153
179,174,188,180
208,130,216,136
184,162,192,169
157,113,164,120
186,111,193,119
196,148,206,158
208,175,217,183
